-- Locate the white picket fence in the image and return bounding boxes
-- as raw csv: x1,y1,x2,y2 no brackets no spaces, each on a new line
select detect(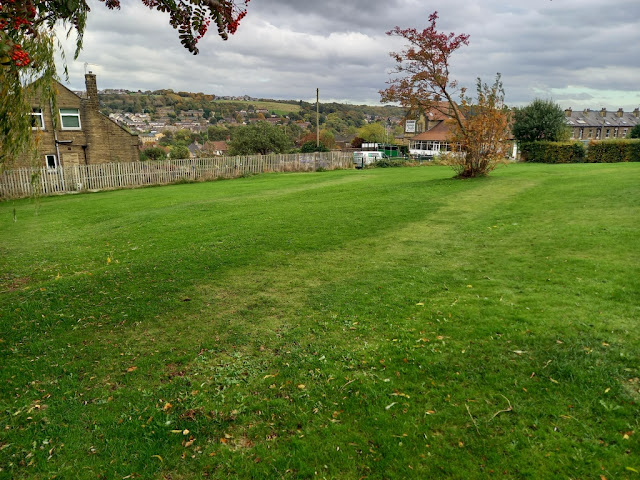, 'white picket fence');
0,152,353,199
